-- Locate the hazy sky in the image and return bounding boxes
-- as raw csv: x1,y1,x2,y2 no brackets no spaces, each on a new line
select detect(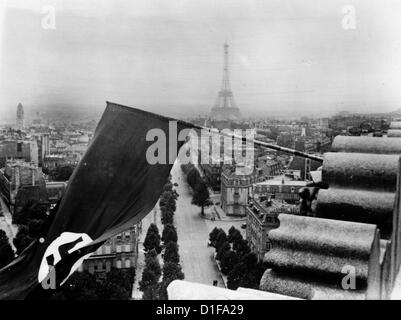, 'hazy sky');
1,0,401,119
